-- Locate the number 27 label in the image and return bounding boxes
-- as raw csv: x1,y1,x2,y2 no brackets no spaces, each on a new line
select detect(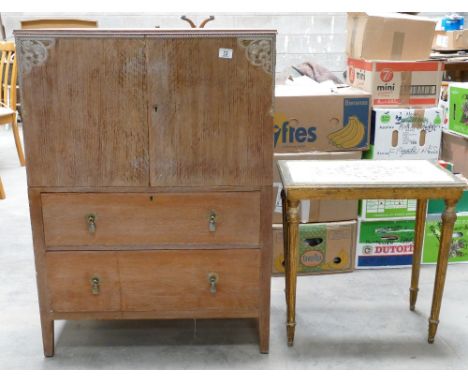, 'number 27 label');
218,48,233,59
